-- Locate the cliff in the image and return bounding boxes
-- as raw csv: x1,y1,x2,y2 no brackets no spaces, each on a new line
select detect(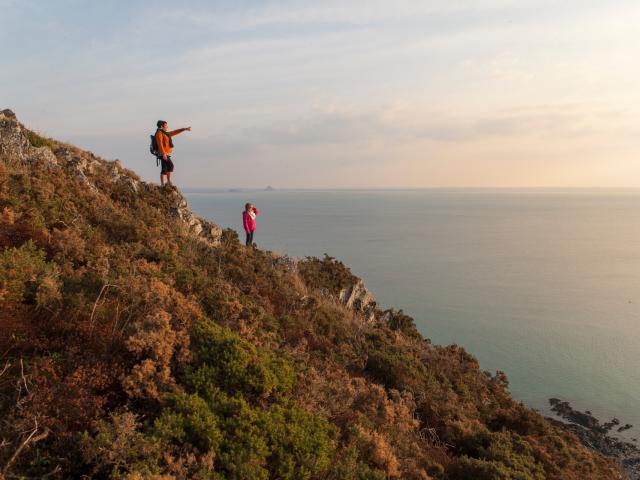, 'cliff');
0,109,624,479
